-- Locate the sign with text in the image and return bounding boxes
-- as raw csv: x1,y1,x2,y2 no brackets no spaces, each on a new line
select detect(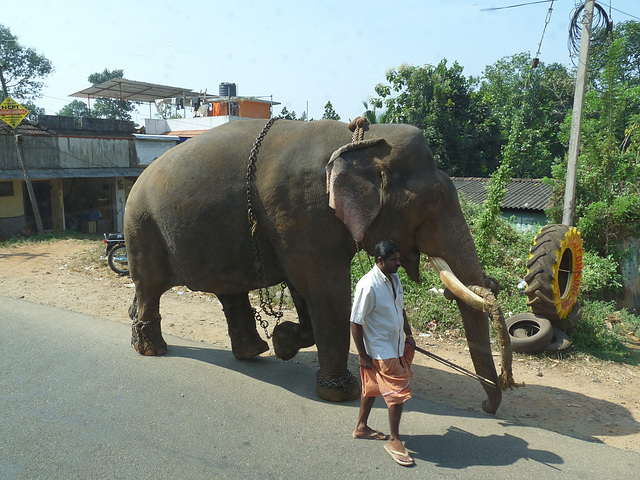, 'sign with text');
0,96,29,129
